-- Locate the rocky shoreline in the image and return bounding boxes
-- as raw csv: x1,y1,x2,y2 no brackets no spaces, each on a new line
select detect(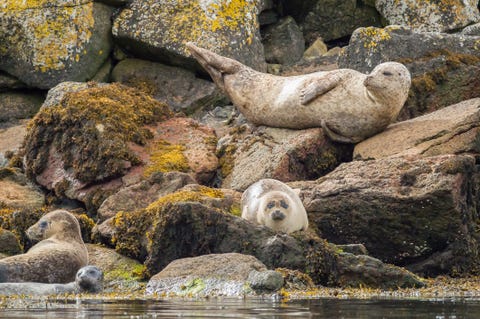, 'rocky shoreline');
1,0,480,298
